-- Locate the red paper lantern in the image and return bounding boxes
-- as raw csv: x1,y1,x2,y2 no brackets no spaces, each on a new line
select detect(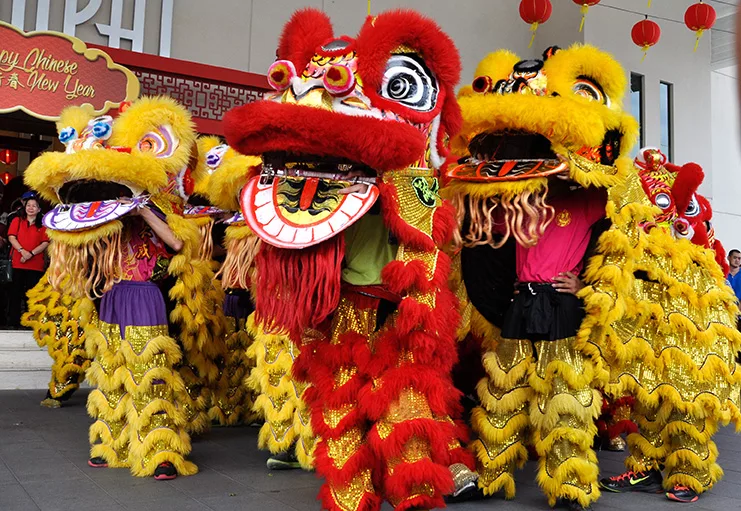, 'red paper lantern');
685,2,716,51
520,0,552,48
0,149,18,166
0,171,11,185
573,1,601,32
631,19,661,61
